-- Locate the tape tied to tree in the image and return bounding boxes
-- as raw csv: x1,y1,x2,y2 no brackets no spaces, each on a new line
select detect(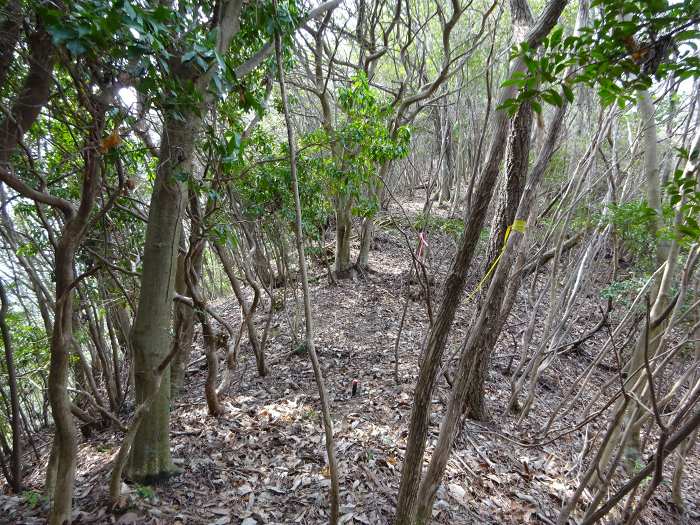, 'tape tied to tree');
512,219,527,233
464,220,527,303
